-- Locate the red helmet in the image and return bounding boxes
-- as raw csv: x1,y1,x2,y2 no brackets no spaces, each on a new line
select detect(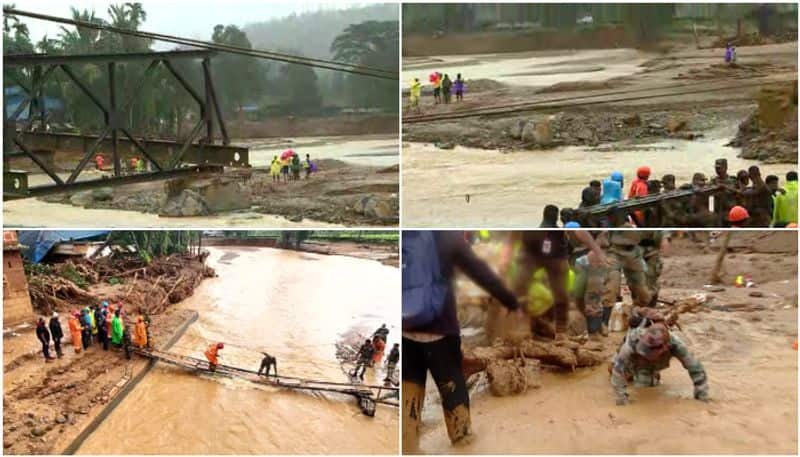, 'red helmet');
728,206,749,223
636,166,651,179
217,342,225,349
